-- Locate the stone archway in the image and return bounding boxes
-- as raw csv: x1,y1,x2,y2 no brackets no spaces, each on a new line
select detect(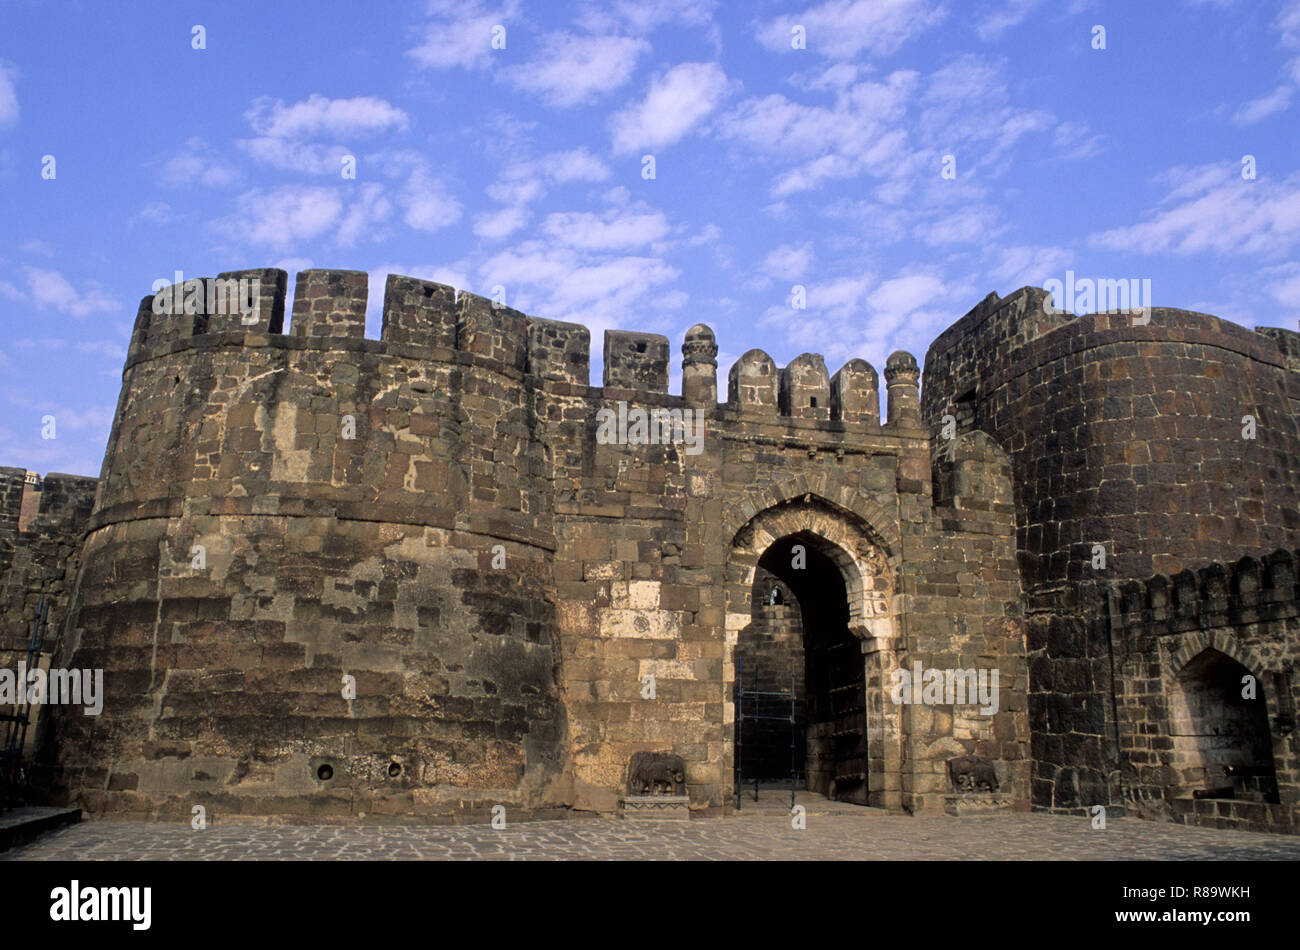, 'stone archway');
1169,646,1280,804
726,495,900,809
